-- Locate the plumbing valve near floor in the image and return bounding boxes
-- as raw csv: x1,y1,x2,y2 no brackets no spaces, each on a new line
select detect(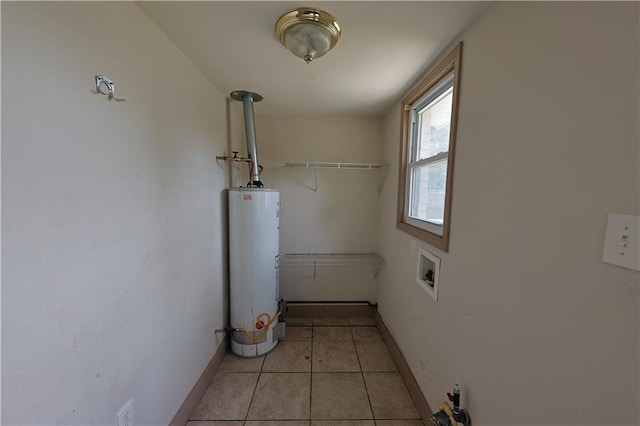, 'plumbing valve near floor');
430,384,471,426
